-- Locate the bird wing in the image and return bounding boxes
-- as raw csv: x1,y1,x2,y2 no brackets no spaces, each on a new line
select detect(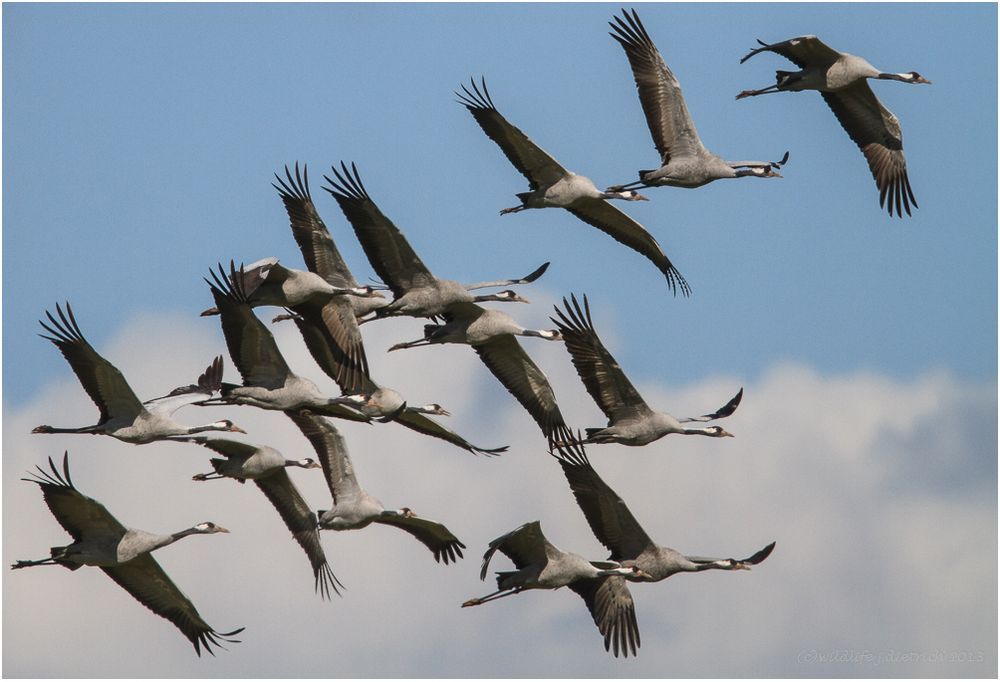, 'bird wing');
568,575,641,658
394,410,508,456
181,436,259,460
374,512,466,565
820,83,917,218
285,300,371,395
479,520,551,579
322,162,436,296
206,263,292,389
23,453,128,542
739,35,841,69
286,411,362,506
273,163,359,289
462,261,550,290
554,447,655,562
456,78,570,191
564,198,690,296
253,469,342,599
471,334,568,445
685,541,777,566
609,8,706,164
677,387,744,423
143,356,225,416
550,294,653,425
38,303,144,424
100,554,243,656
